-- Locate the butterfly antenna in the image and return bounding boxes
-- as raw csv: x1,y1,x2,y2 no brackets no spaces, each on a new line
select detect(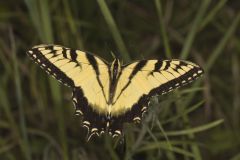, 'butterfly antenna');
110,51,116,59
